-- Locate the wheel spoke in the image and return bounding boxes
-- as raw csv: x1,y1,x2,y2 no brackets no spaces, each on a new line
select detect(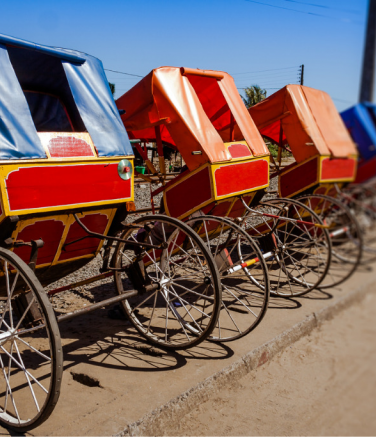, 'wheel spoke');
0,353,21,423
13,341,40,413
0,345,48,394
